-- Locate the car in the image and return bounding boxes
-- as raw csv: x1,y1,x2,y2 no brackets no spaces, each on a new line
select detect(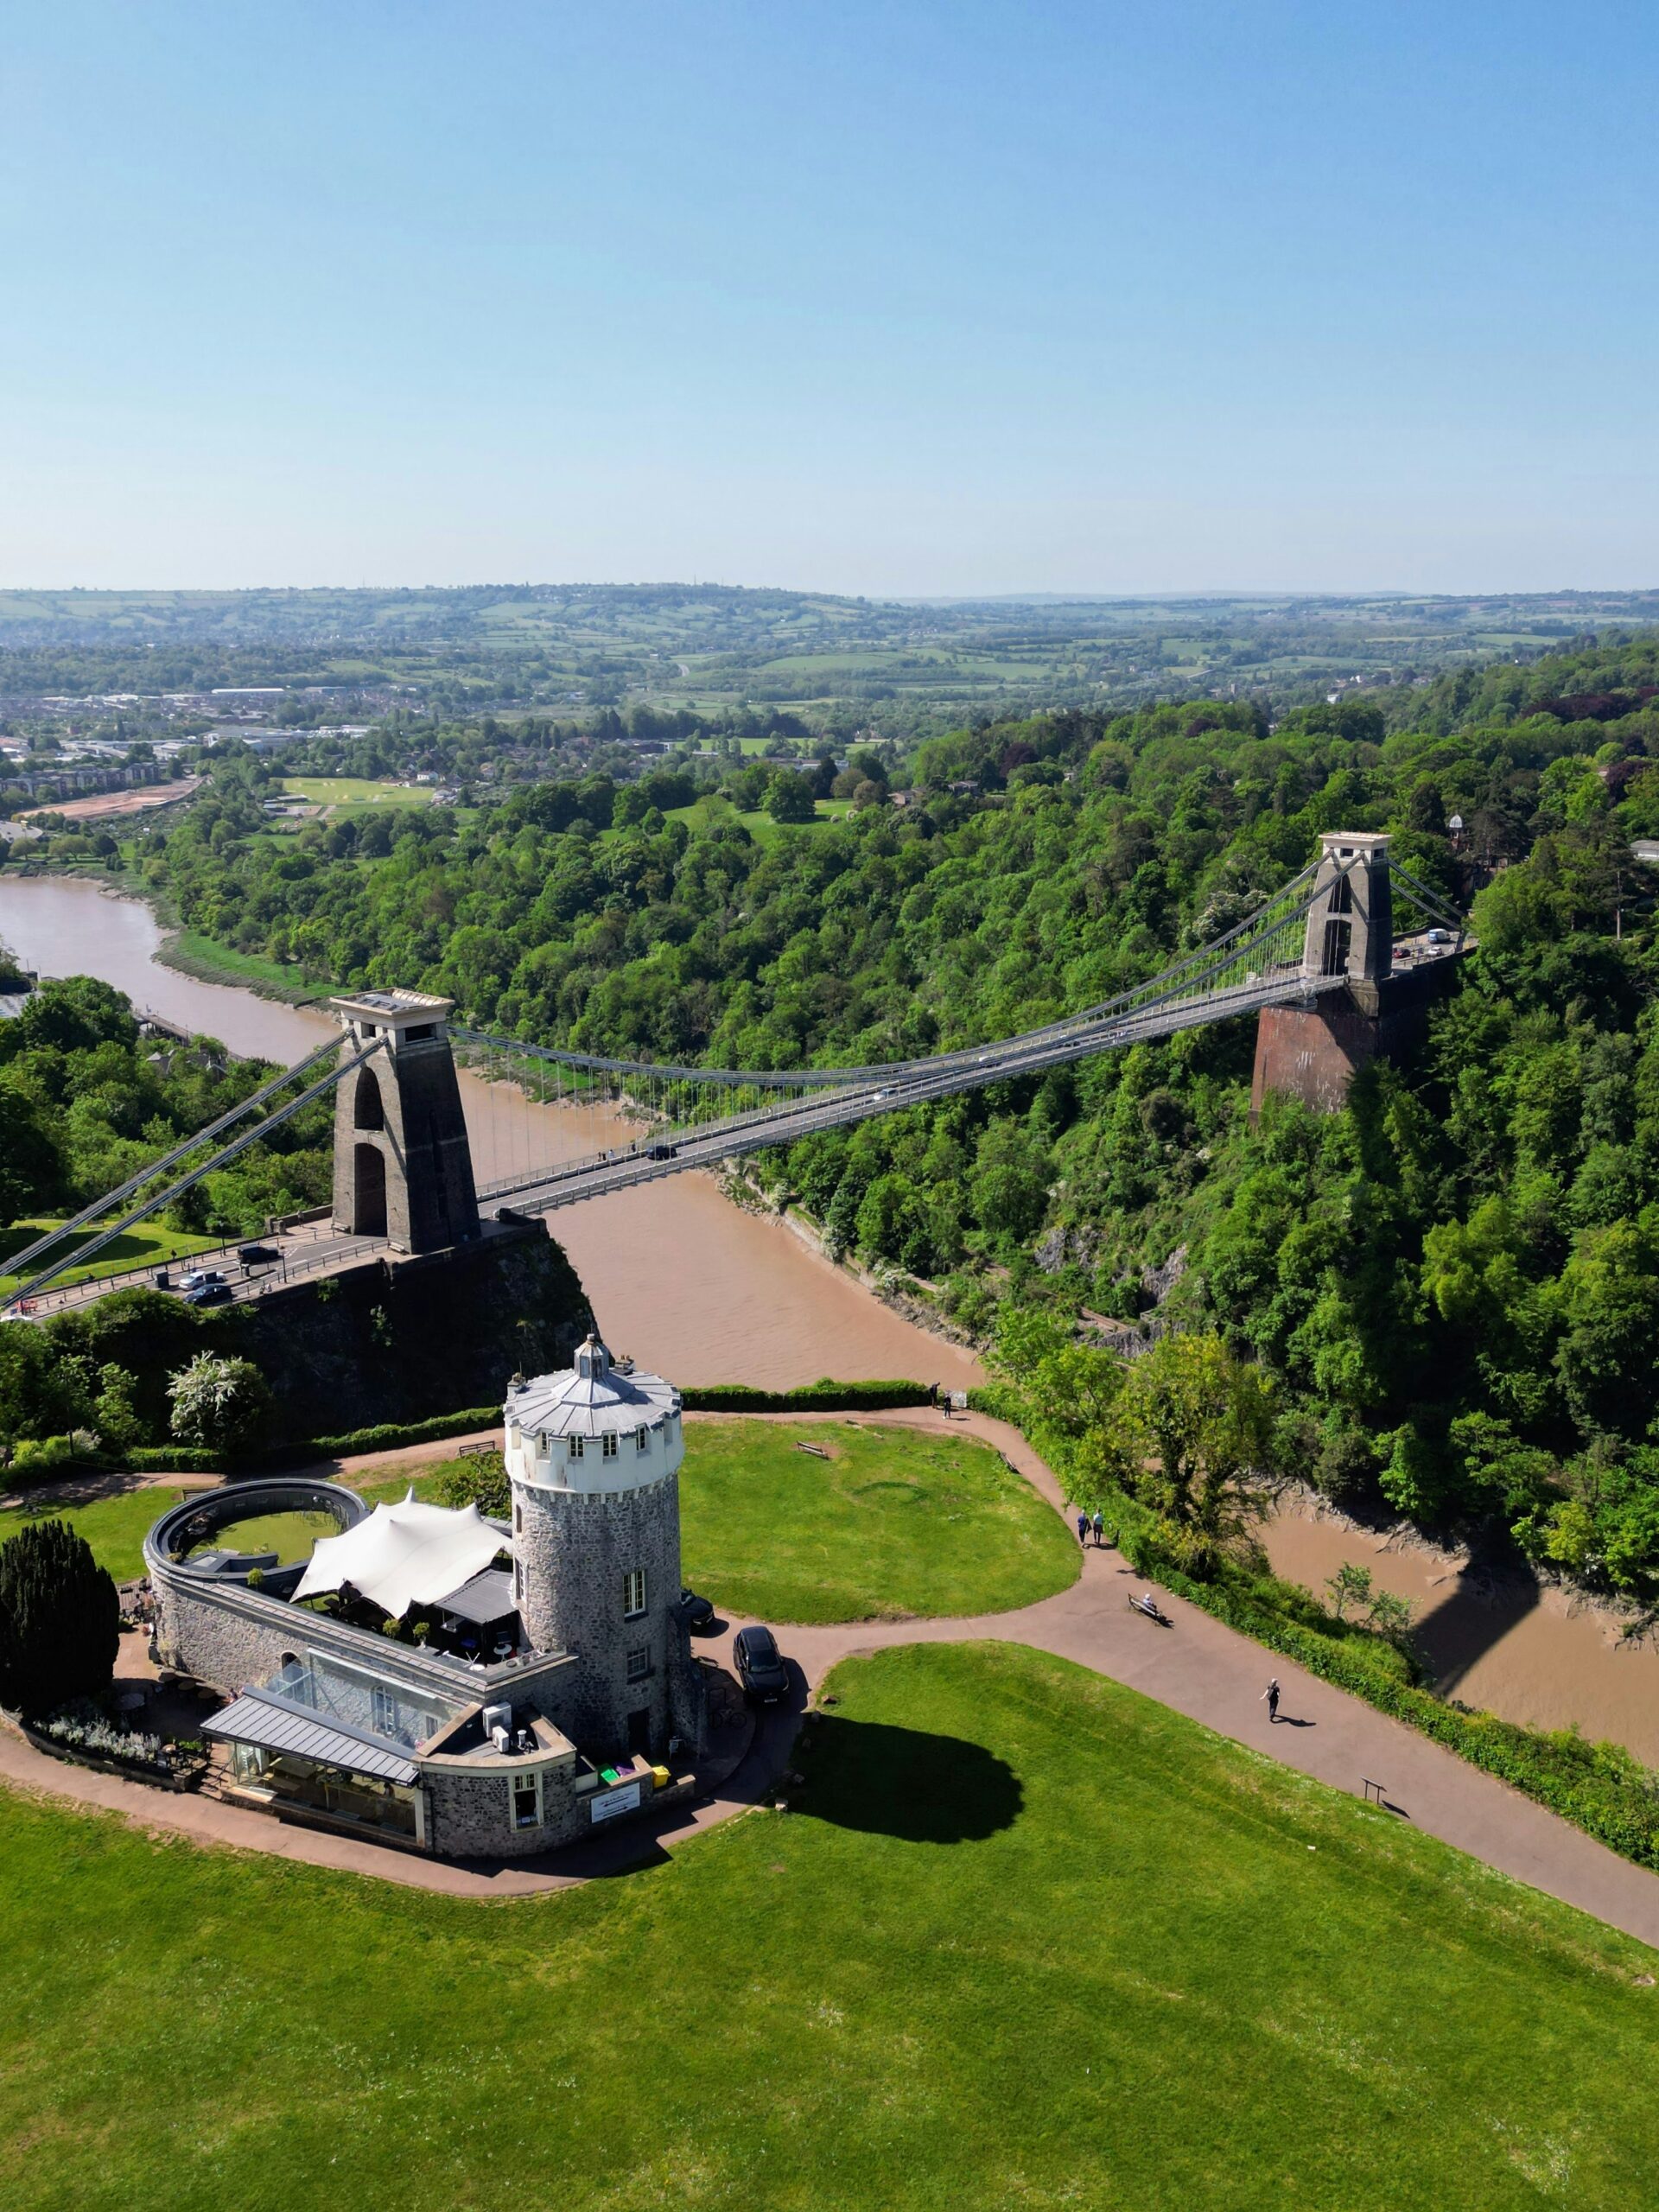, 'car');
732,1623,790,1703
646,1142,677,1161
1426,927,1452,945
183,1281,232,1307
238,1243,278,1265
177,1269,226,1292
679,1586,716,1633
